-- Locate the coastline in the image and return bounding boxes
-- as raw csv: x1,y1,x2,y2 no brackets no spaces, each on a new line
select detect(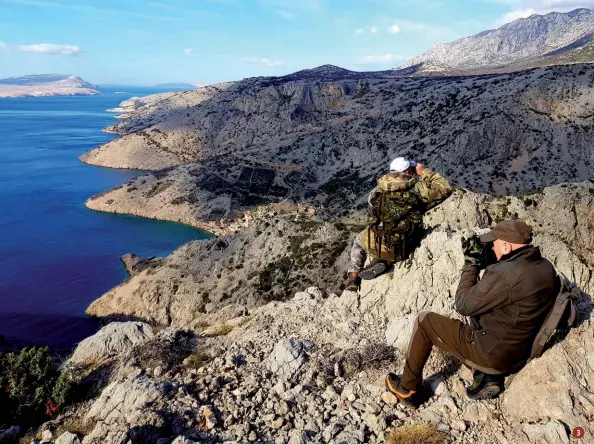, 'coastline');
84,197,225,236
